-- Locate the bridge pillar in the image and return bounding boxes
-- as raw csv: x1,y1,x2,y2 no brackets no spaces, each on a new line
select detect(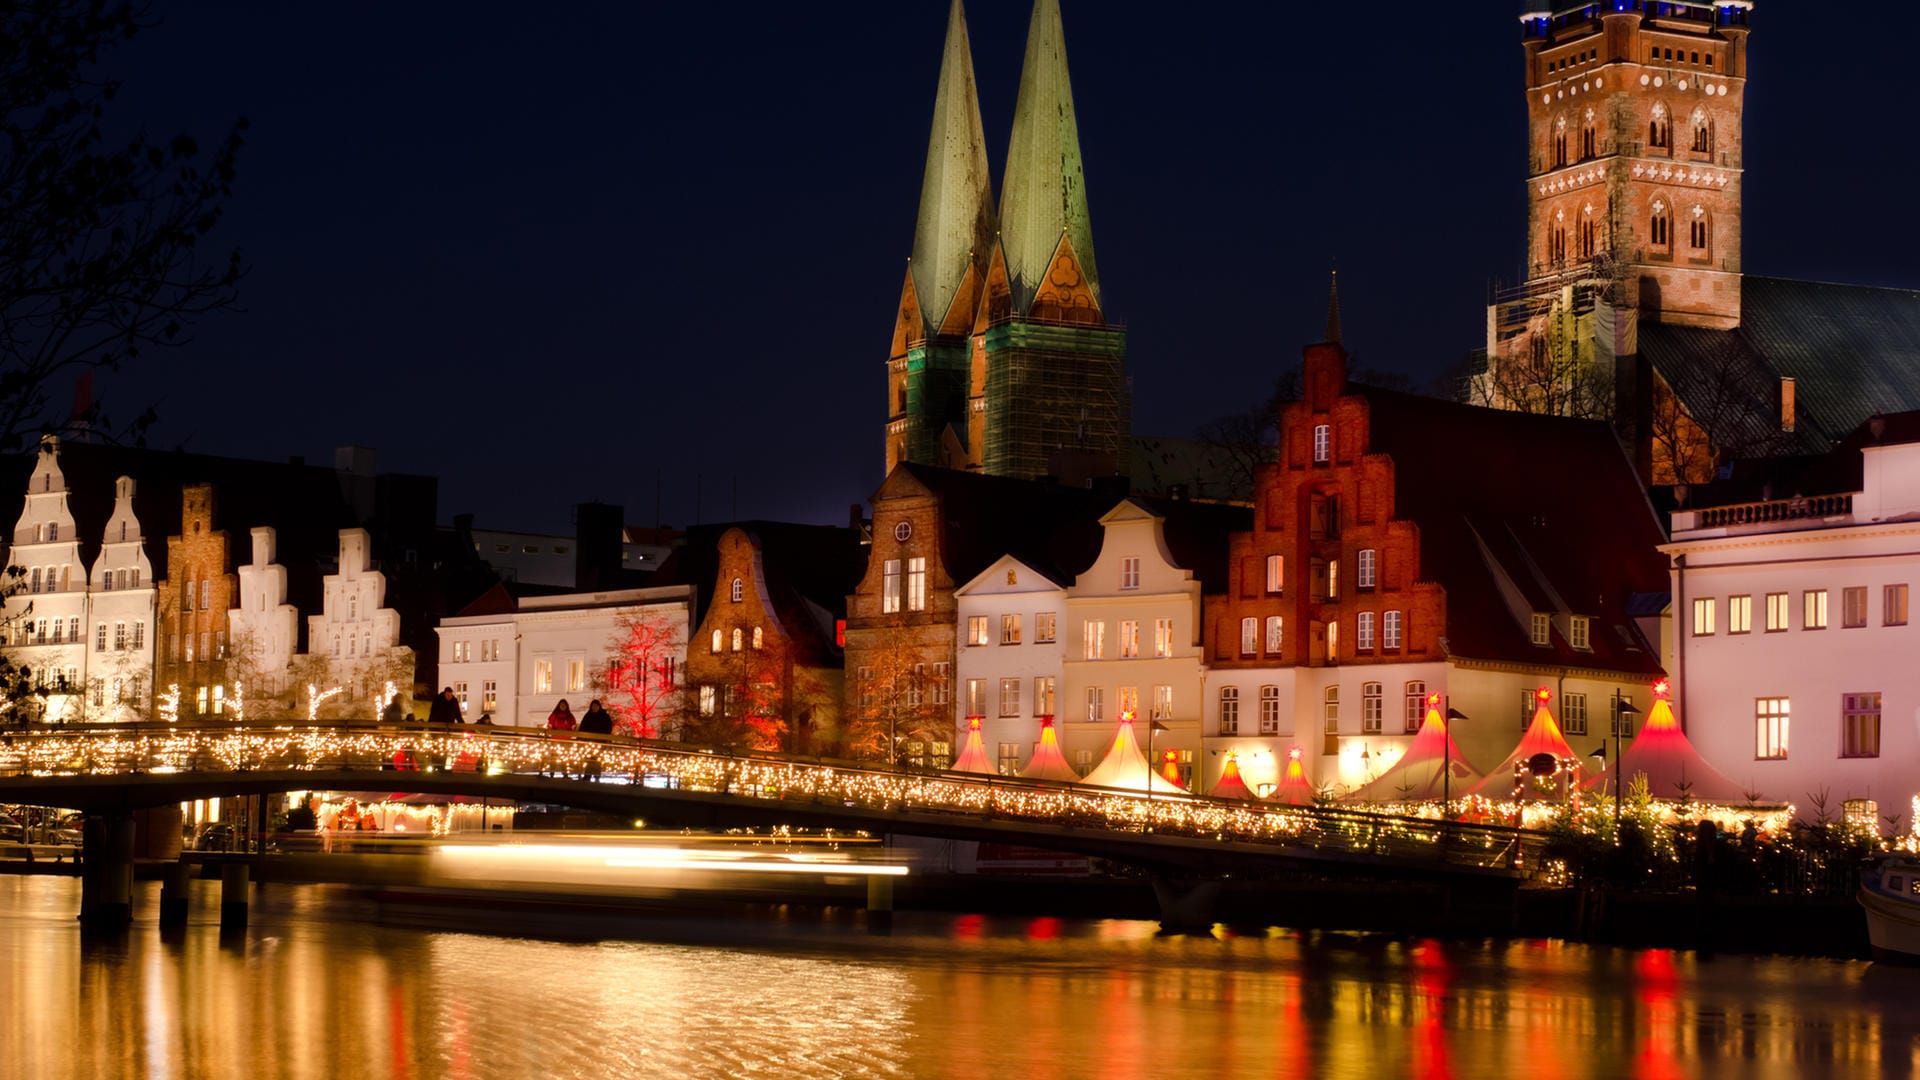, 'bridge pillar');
77,813,136,930
1151,878,1222,933
865,875,894,935
220,862,250,932
159,860,191,928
